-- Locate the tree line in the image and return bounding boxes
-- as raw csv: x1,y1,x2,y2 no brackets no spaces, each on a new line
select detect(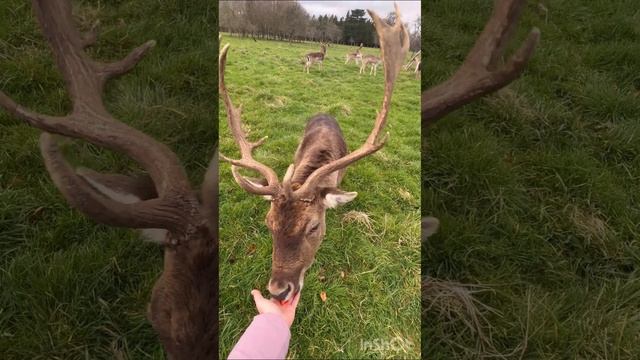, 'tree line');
219,1,421,51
